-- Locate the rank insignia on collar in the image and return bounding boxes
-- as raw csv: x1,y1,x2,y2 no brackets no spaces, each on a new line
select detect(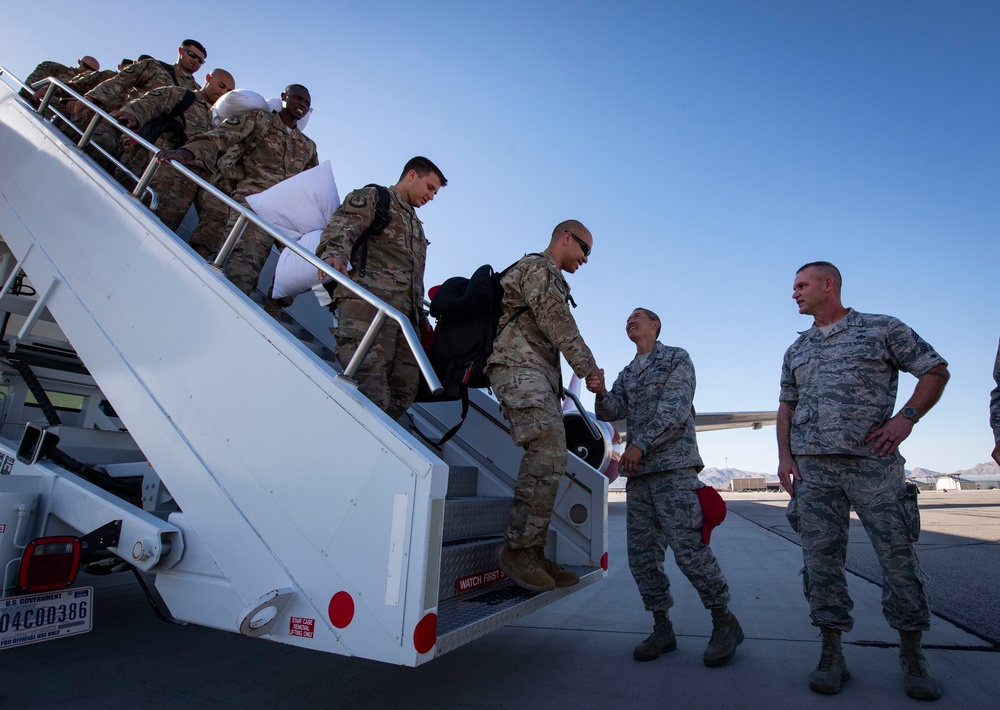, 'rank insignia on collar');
348,194,367,208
